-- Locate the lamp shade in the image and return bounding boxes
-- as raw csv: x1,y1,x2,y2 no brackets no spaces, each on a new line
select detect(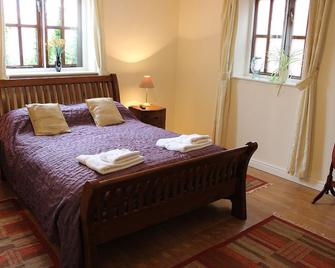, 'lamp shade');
139,75,155,88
